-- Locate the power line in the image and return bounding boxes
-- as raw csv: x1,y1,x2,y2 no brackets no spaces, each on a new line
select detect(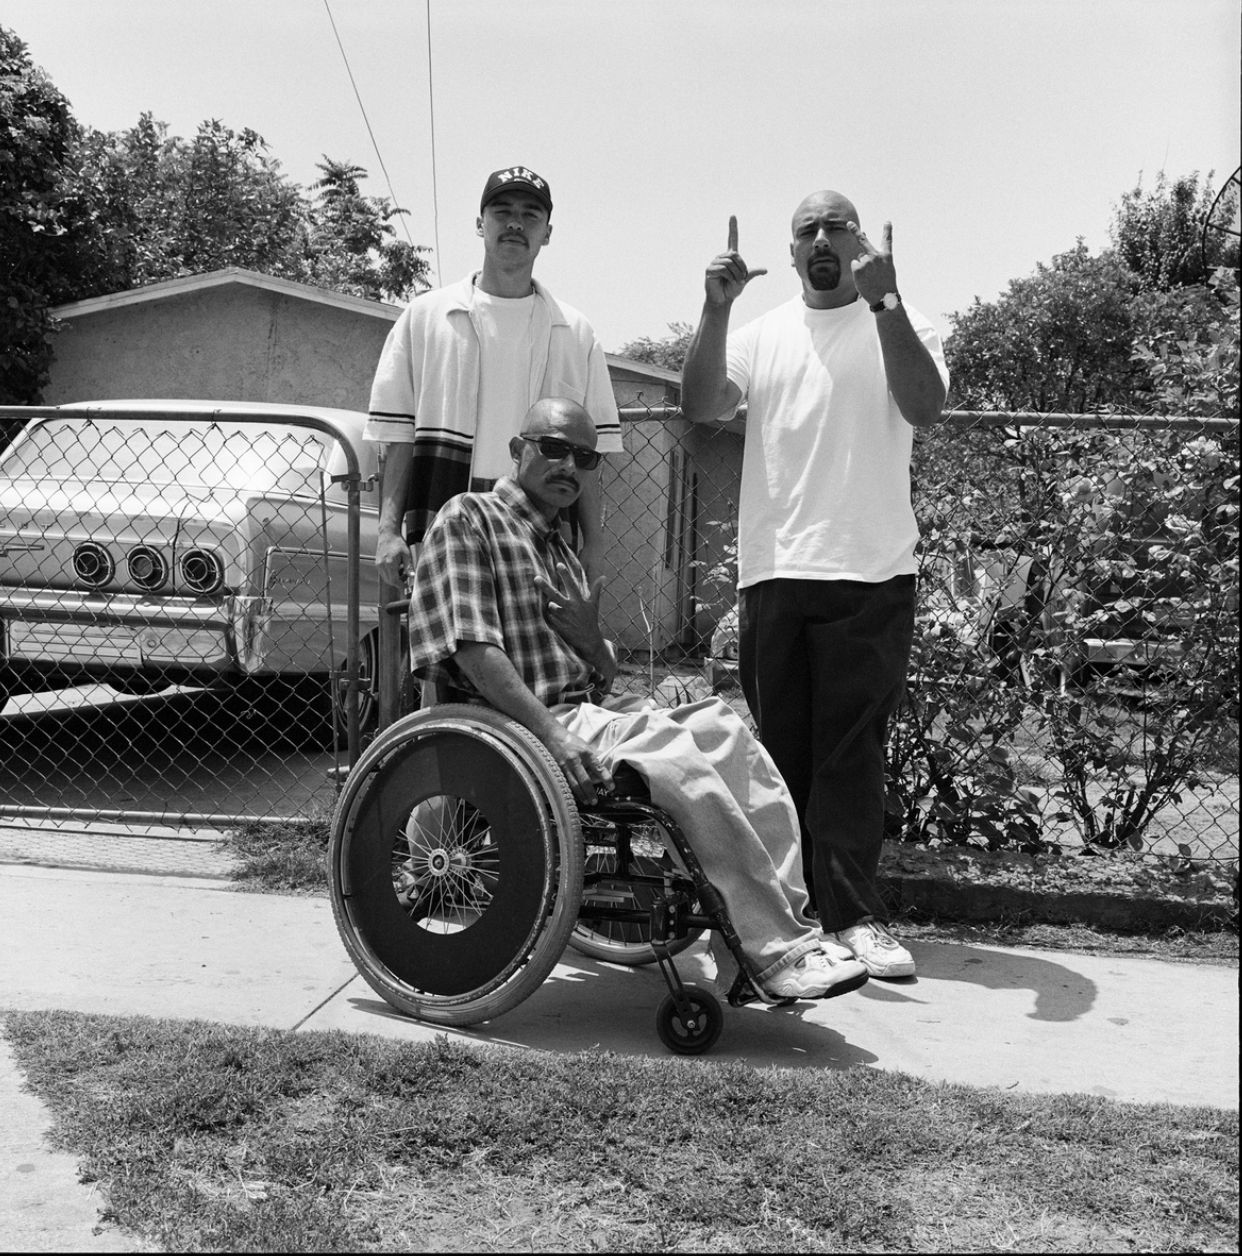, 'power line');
425,0,442,285
321,0,415,251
